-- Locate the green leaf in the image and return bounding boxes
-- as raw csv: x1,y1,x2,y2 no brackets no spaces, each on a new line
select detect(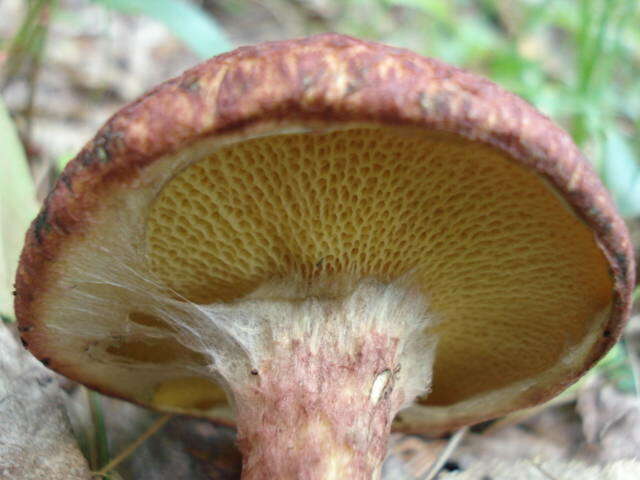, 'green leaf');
602,130,640,218
93,0,231,59
0,98,38,321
